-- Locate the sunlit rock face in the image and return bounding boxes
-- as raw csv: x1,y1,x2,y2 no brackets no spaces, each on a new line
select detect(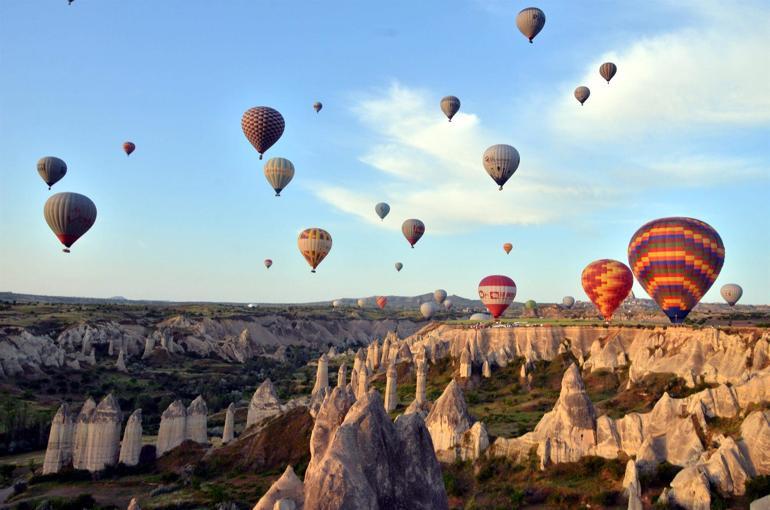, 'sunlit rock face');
424,380,474,462
185,395,208,444
119,409,143,466
42,404,75,475
248,379,283,427
156,400,187,457
222,403,235,444
82,394,123,472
